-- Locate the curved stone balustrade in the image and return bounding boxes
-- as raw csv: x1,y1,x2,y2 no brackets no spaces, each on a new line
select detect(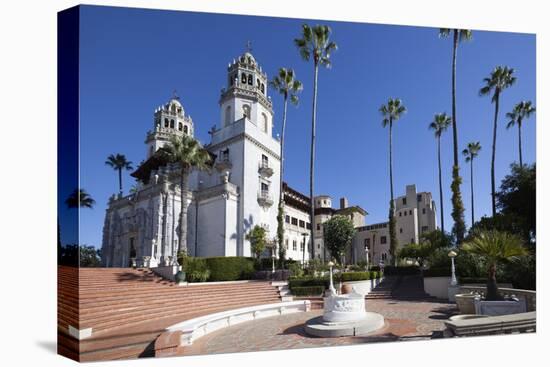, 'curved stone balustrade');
164,300,311,346
458,286,536,312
